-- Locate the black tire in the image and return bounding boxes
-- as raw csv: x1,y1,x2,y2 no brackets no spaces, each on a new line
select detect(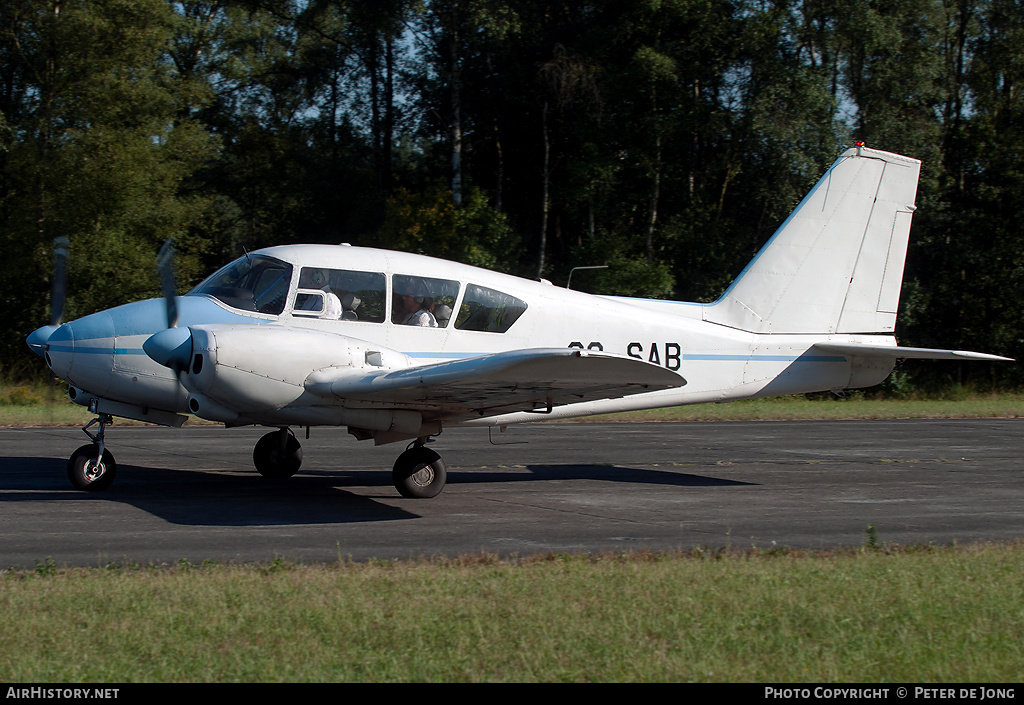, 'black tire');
67,444,117,491
392,446,447,498
253,430,302,478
